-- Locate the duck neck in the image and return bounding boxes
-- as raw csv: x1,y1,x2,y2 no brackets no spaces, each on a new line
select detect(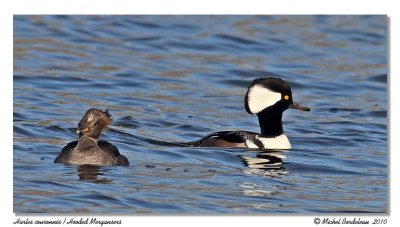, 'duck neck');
77,135,98,150
256,109,284,138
